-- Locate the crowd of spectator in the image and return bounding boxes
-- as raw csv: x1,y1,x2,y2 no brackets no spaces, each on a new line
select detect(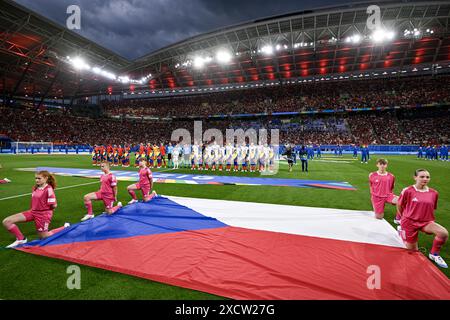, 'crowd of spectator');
1,104,448,146
2,74,449,146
